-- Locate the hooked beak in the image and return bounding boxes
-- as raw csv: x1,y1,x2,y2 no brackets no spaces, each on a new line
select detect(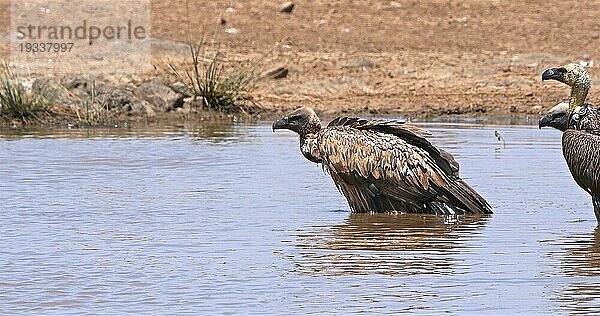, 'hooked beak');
541,67,564,82
538,115,552,129
272,117,288,132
